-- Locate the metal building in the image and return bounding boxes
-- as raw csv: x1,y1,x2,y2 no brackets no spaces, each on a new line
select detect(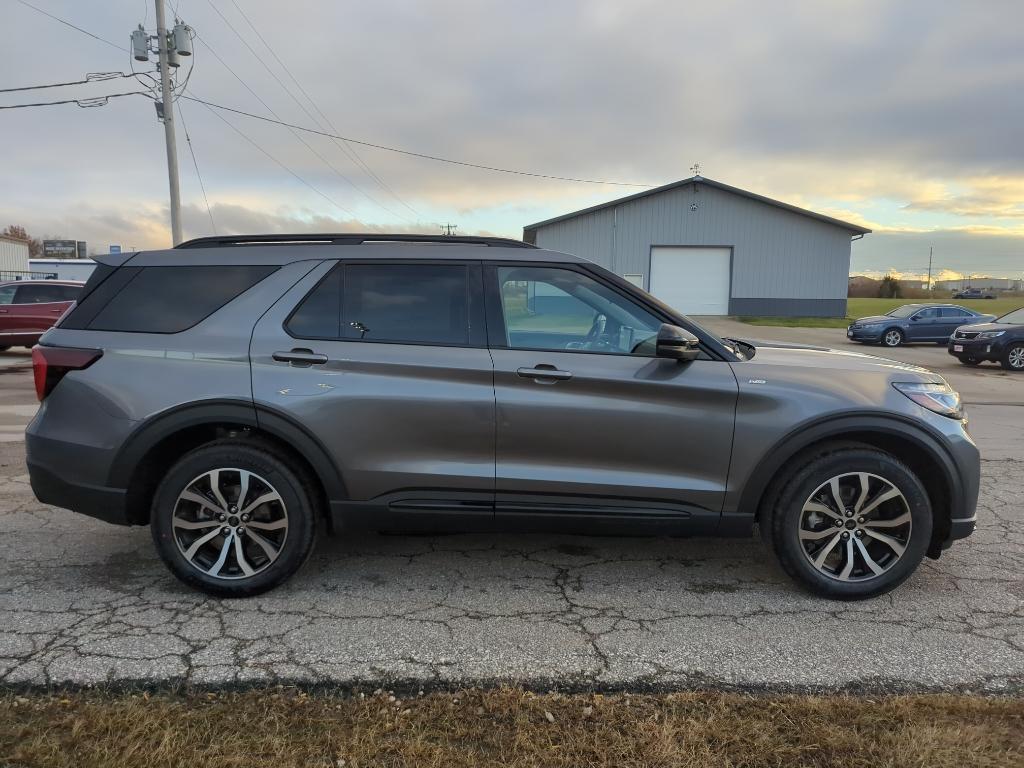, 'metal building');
523,176,870,317
0,235,30,275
